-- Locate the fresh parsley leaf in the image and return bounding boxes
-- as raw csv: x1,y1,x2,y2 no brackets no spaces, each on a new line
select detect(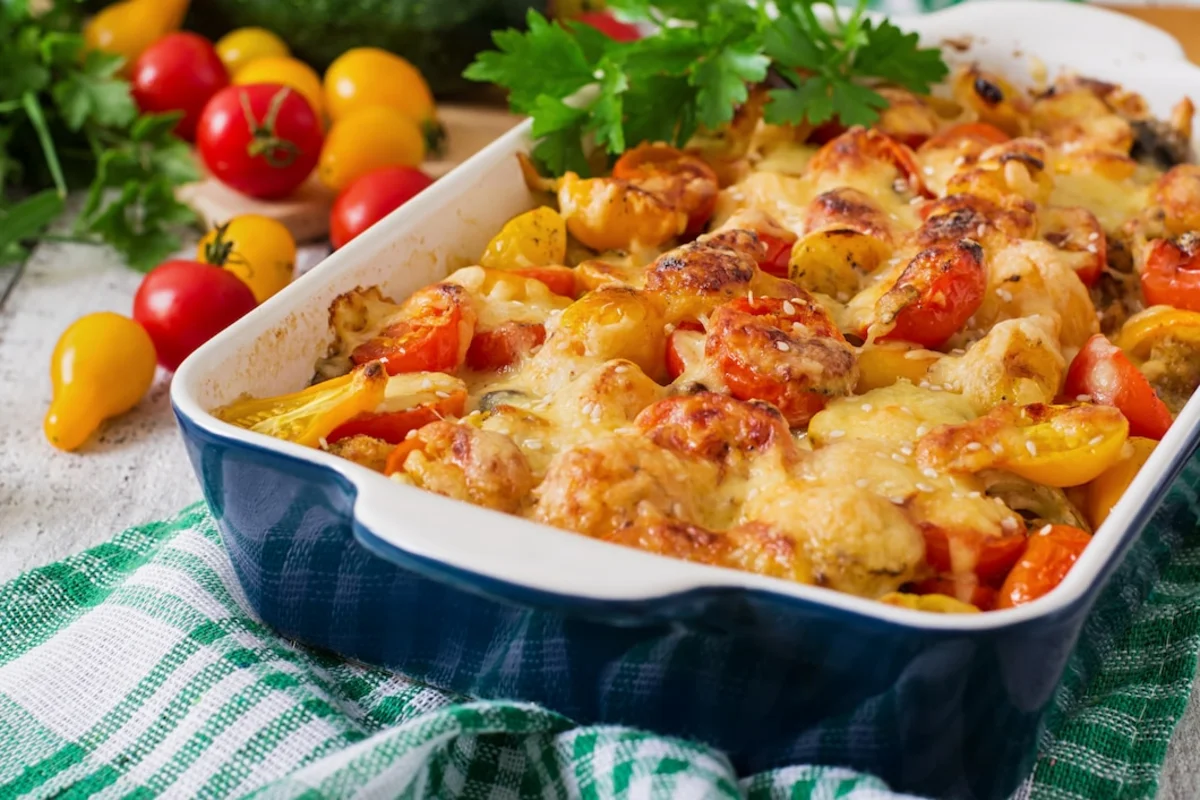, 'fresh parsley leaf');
53,50,136,131
692,45,769,130
588,63,629,155
623,74,698,149
830,79,890,127
763,13,826,71
766,78,835,126
531,126,591,177
852,18,948,93
0,190,64,265
529,95,588,139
